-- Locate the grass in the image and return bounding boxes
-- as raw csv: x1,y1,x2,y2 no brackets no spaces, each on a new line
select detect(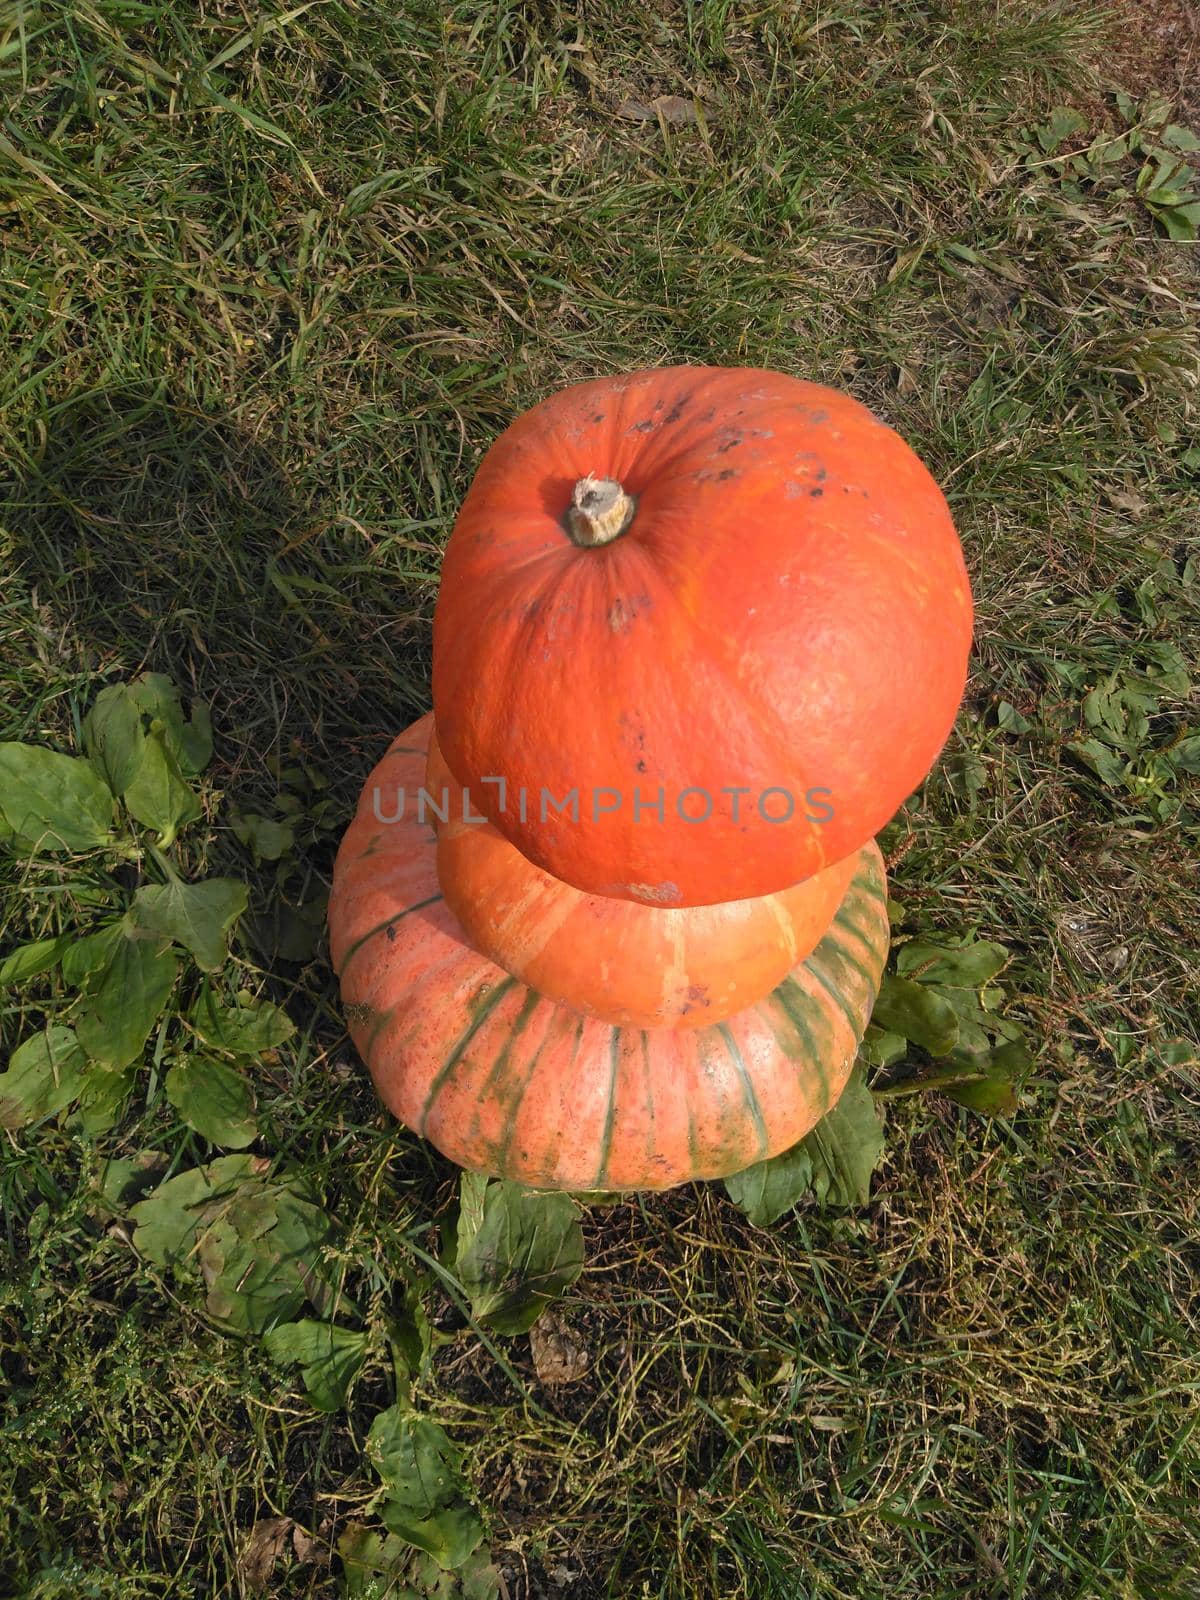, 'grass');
2,0,1199,1596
